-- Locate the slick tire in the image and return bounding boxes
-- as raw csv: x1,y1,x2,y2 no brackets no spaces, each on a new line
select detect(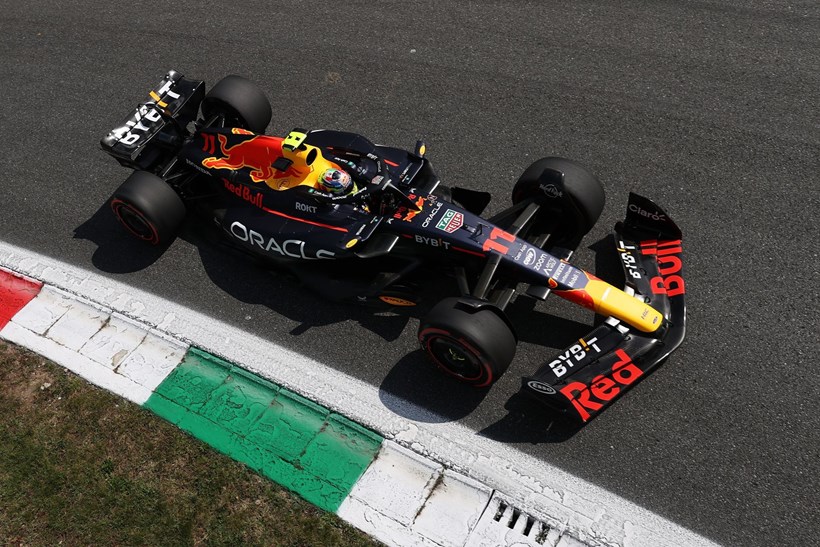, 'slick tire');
202,75,272,133
512,157,605,243
418,298,516,387
110,171,186,245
